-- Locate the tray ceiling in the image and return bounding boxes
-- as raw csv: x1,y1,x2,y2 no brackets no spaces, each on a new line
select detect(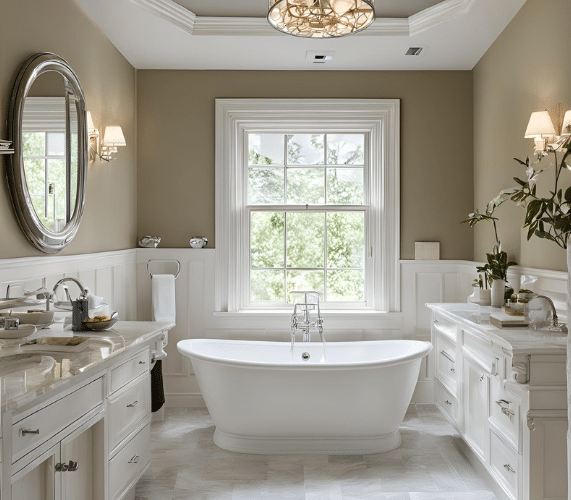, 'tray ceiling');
72,0,527,70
